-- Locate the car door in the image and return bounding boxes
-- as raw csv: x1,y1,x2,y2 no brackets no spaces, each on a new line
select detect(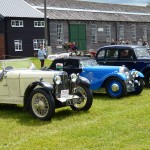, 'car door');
0,71,9,96
117,48,138,70
96,48,119,66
